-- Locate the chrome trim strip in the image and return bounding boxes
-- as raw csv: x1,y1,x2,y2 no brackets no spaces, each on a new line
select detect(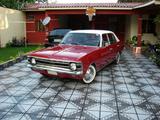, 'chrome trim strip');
27,64,82,75
27,56,81,63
